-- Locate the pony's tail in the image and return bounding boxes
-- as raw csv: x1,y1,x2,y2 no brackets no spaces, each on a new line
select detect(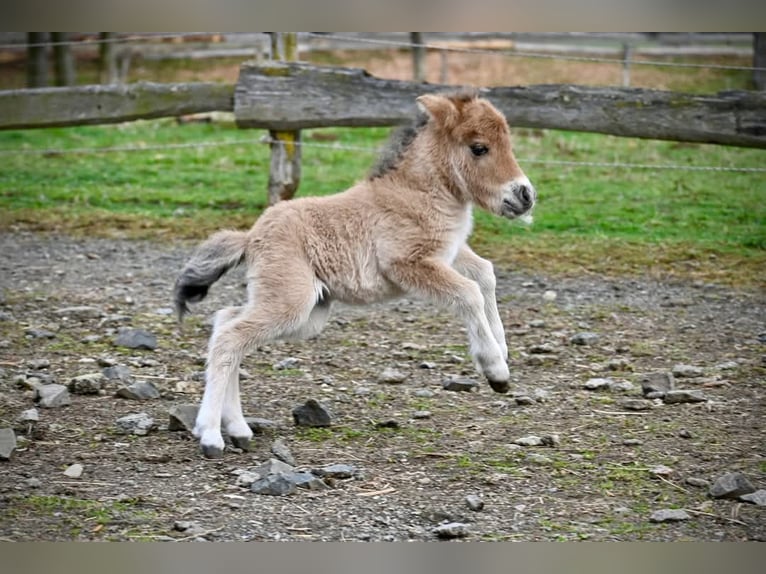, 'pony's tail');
174,229,249,322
